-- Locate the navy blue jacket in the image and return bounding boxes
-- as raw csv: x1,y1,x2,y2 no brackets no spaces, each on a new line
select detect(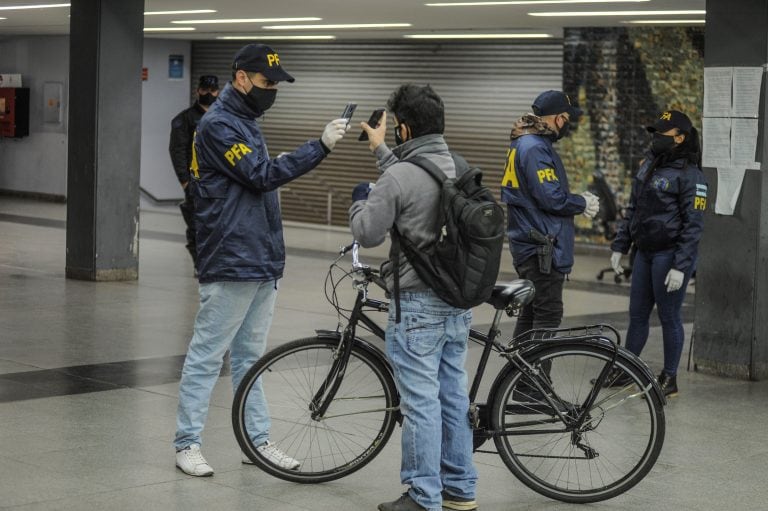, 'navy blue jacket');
191,83,327,282
501,134,586,273
611,154,707,273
